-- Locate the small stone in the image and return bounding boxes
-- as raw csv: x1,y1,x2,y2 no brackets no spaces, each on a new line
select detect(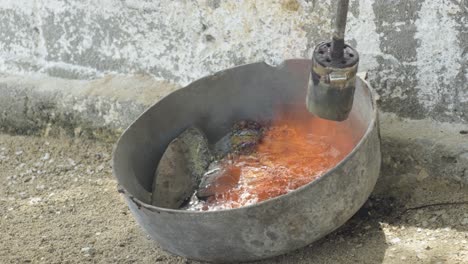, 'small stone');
41,153,50,160
390,237,401,244
68,158,76,166
96,163,105,172
401,256,407,260
416,169,429,181
461,218,468,225
152,127,212,208
417,253,427,259
29,197,42,205
434,210,446,216
81,246,95,257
